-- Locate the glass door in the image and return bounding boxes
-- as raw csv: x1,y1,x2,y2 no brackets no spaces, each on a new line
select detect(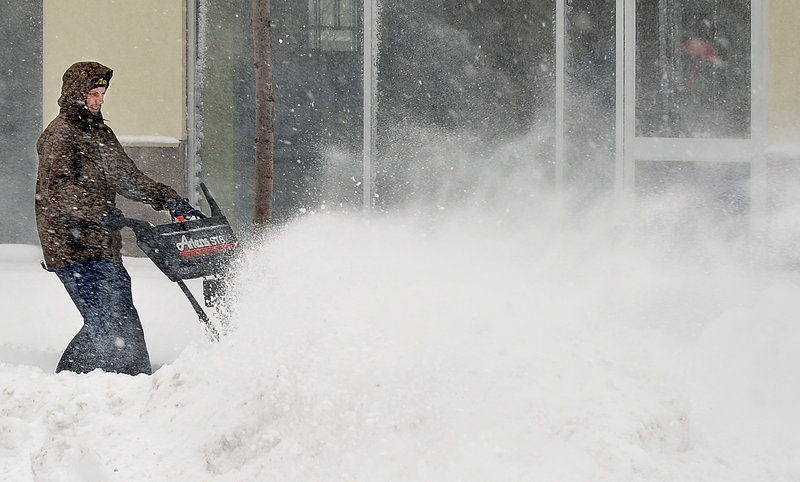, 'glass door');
619,0,767,218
